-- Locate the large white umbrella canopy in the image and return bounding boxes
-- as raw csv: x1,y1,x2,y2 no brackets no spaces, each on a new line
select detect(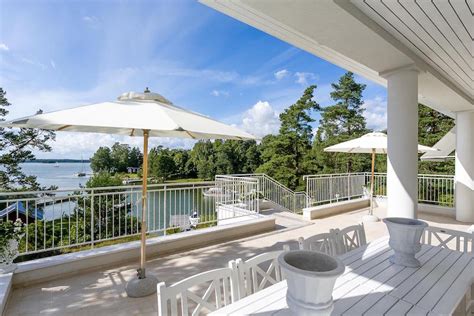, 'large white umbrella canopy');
4,91,255,140
324,132,438,221
1,89,256,297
